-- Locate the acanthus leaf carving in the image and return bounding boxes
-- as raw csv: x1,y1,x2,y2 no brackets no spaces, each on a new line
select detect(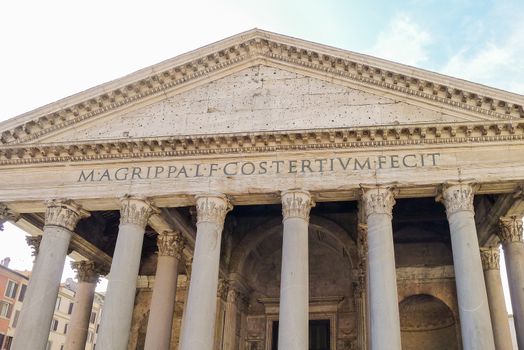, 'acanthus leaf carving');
195,194,232,227
44,199,90,231
0,203,19,231
437,181,478,218
281,189,314,221
119,195,158,228
498,215,524,244
480,247,500,270
71,260,106,283
360,185,396,217
157,231,185,259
